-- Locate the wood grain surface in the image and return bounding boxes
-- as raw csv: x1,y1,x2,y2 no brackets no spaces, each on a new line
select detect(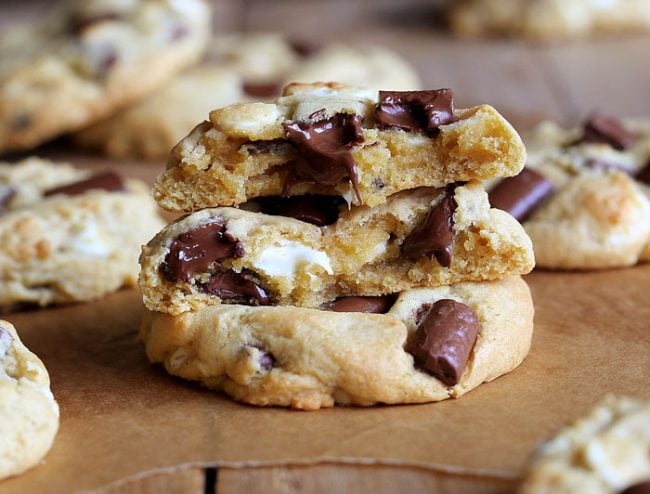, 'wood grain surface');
2,1,650,493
